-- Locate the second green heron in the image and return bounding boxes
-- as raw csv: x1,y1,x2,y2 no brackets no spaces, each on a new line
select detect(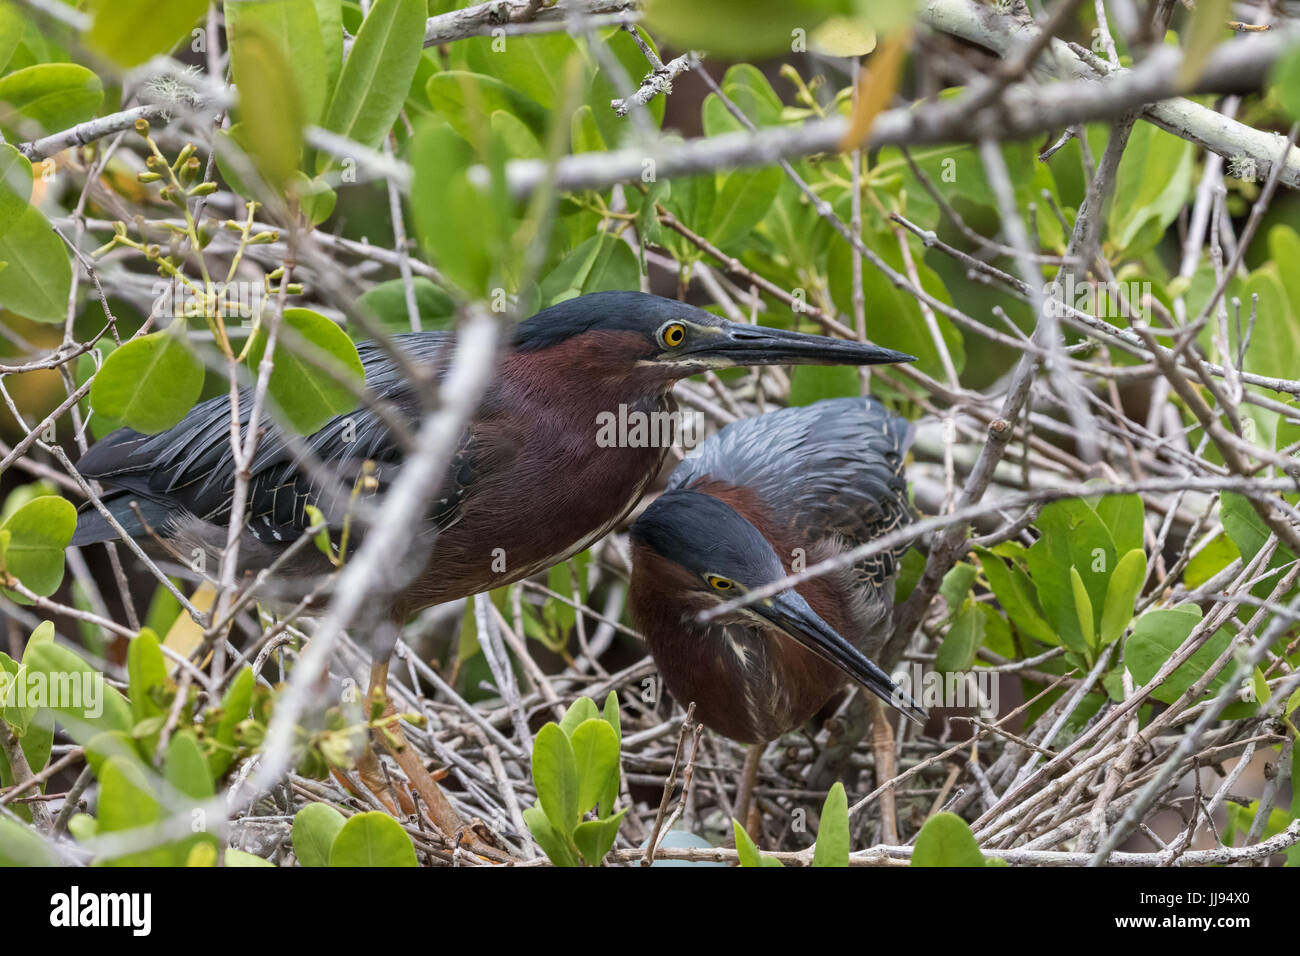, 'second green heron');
629,397,924,824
